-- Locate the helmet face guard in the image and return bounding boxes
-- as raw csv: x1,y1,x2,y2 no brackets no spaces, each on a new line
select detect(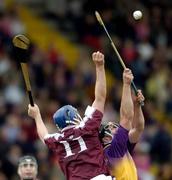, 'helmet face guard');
53,105,82,130
99,122,119,145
